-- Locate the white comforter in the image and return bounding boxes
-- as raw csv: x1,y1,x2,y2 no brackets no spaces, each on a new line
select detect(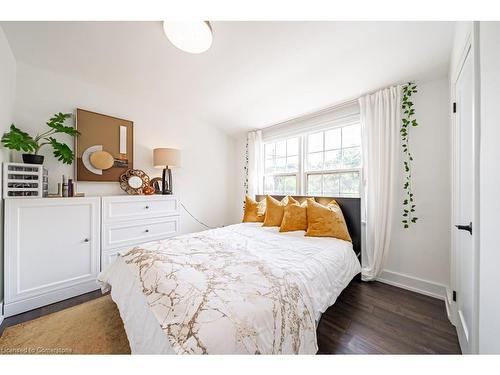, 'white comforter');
98,223,360,354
